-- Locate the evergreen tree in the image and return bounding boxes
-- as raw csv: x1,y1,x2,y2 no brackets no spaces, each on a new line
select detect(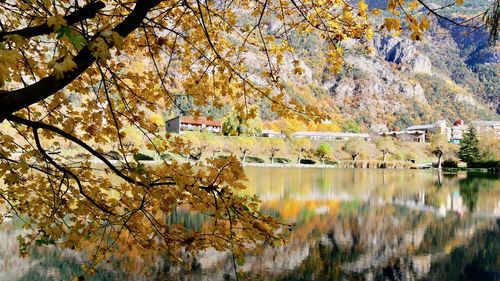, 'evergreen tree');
458,127,481,164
